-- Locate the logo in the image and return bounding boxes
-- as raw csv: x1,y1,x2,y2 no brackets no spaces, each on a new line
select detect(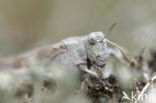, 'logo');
121,91,154,103
122,91,131,101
